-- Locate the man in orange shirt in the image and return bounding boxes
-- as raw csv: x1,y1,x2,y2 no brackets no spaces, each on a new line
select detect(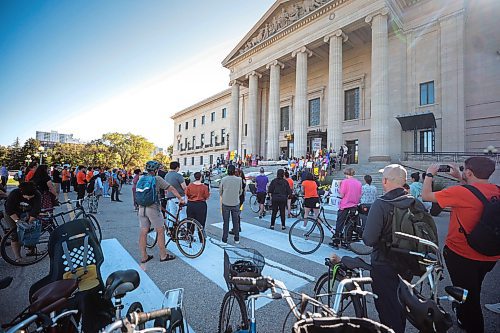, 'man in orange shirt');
24,161,38,182
422,157,499,333
76,165,87,207
61,166,70,193
86,167,94,183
